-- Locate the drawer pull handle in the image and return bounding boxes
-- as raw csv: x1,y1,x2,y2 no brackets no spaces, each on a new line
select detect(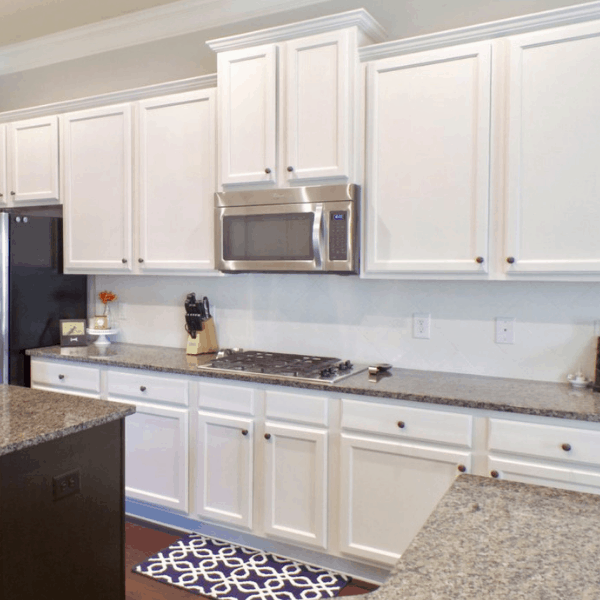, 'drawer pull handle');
561,443,571,452
475,256,484,264
264,433,271,440
140,386,147,392
241,429,248,436
58,374,65,380
490,470,499,478
397,421,405,429
457,464,467,473
506,256,515,264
